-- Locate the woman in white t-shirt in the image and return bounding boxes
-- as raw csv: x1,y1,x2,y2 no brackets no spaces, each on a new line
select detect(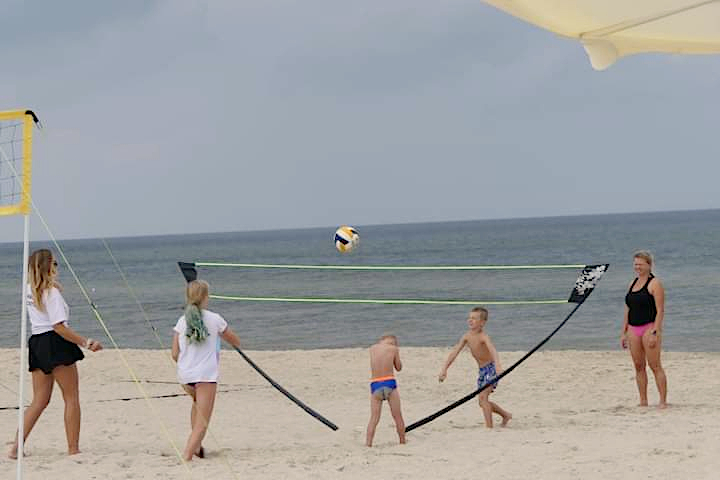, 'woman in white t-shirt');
172,279,241,461
8,249,102,460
